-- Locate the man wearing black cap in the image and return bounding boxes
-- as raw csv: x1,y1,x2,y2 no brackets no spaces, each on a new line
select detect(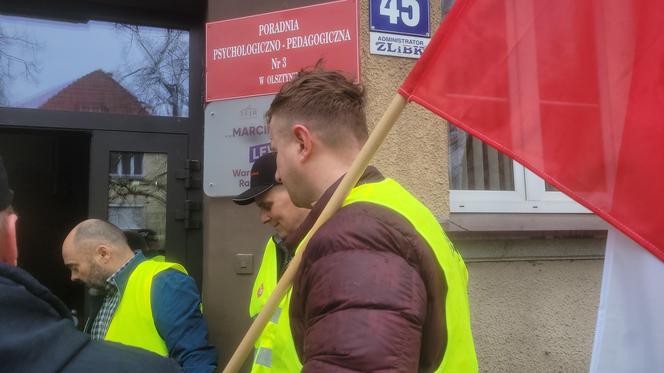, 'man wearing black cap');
232,152,309,372
0,157,180,372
